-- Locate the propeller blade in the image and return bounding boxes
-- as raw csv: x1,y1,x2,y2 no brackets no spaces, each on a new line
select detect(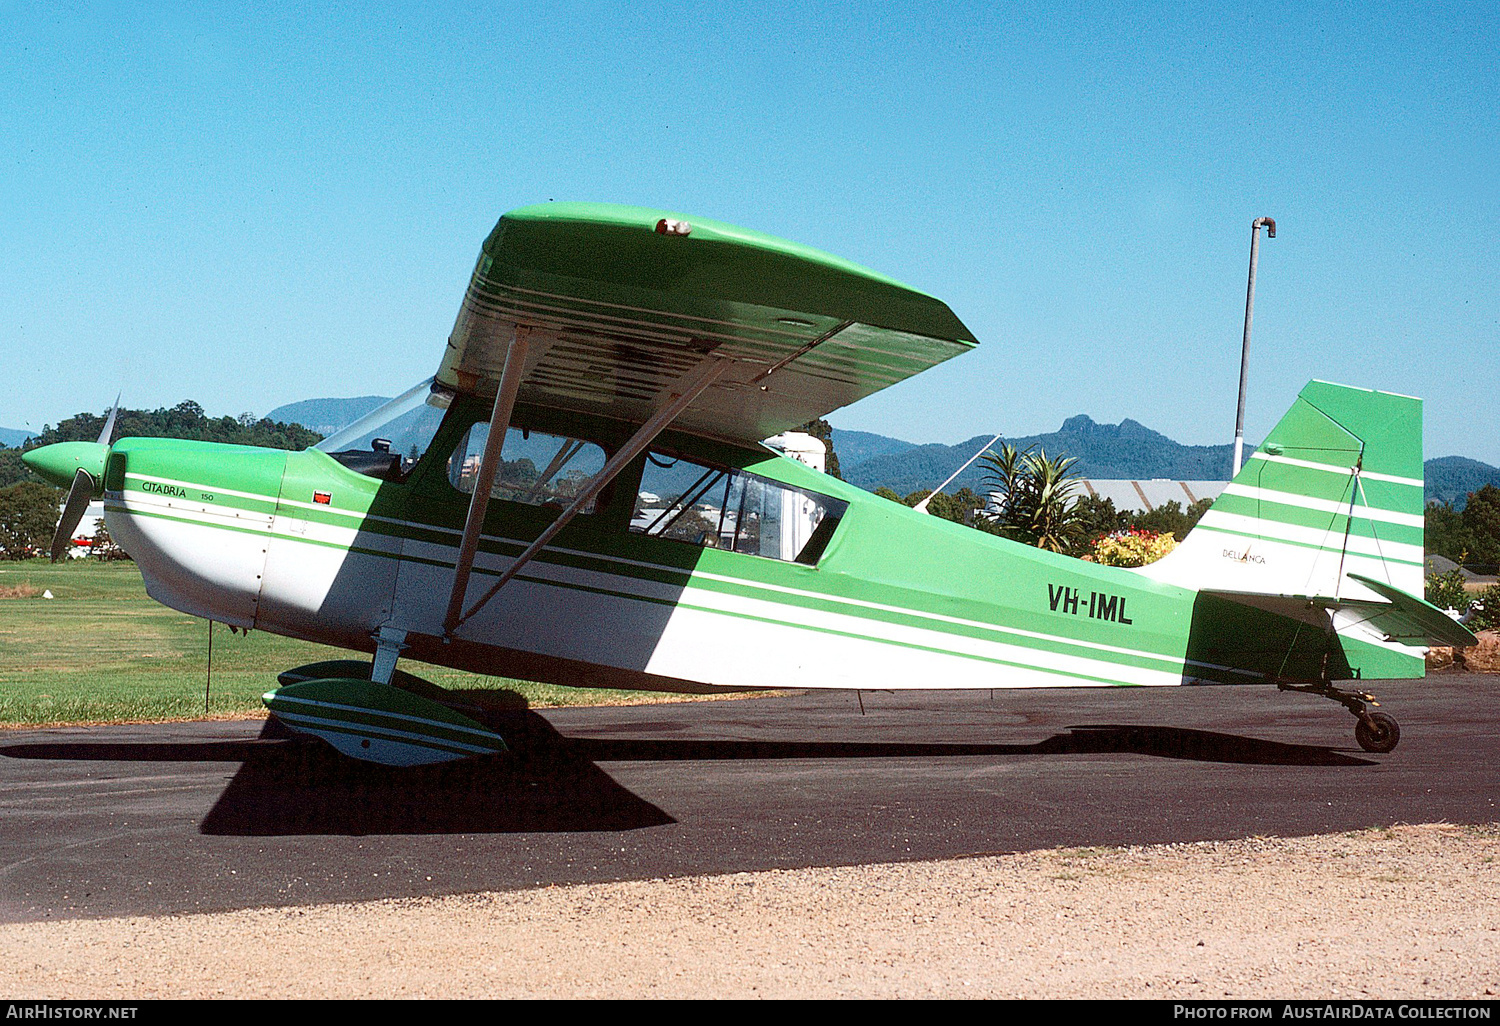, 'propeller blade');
50,468,96,562
97,394,120,446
